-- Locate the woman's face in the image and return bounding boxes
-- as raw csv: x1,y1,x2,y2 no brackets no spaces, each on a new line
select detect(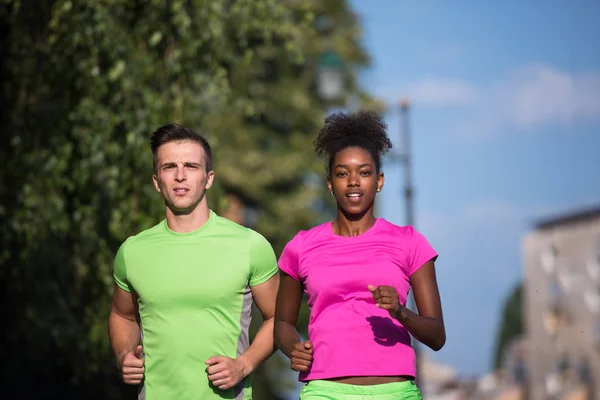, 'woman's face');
327,146,384,216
